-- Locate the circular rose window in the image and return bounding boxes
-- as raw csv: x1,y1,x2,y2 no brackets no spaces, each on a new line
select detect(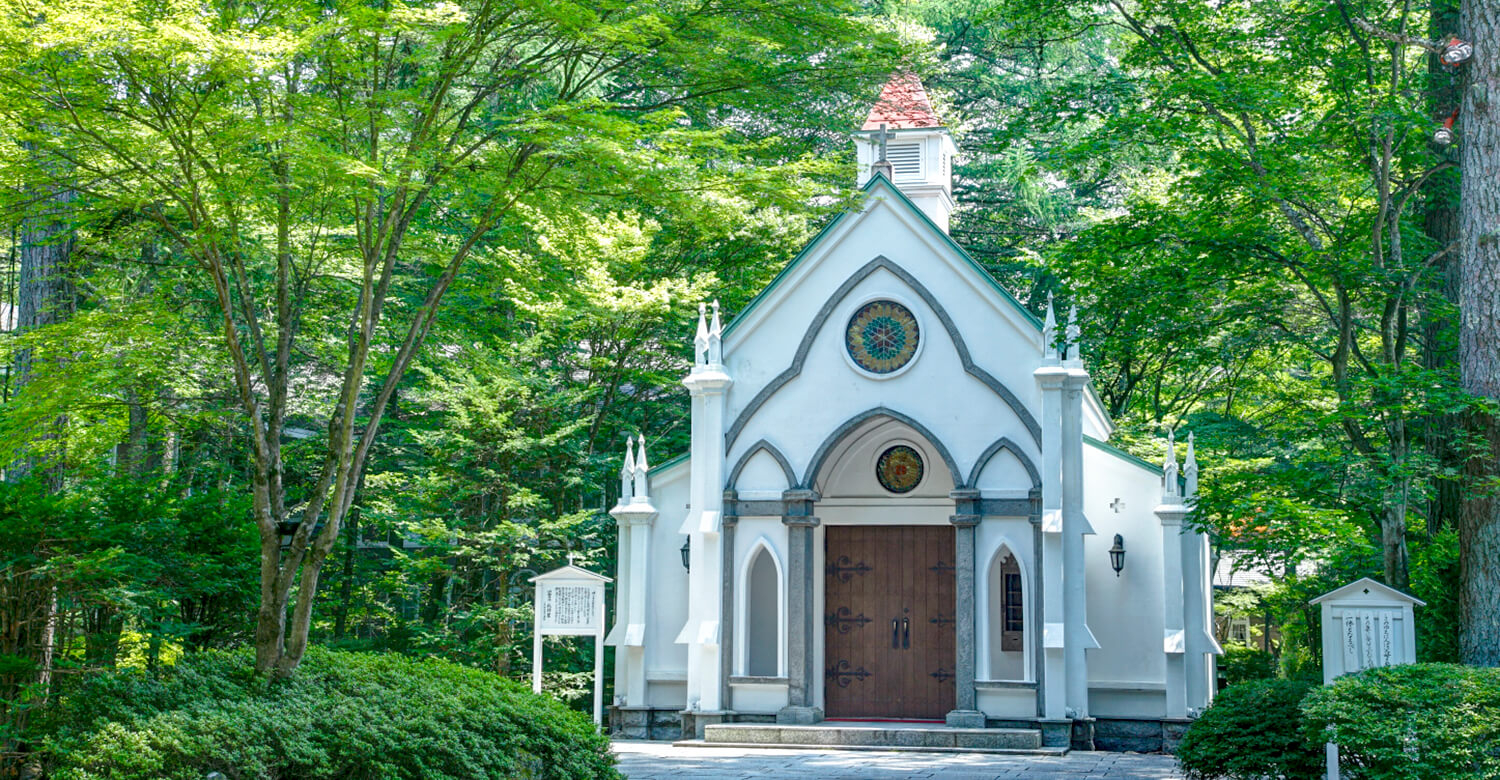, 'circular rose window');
876,445,924,493
846,300,920,375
